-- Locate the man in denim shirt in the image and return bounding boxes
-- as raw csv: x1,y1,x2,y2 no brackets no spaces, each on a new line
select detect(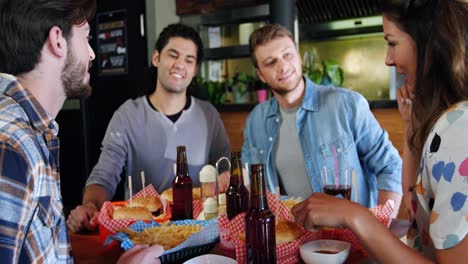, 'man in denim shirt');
242,24,402,210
